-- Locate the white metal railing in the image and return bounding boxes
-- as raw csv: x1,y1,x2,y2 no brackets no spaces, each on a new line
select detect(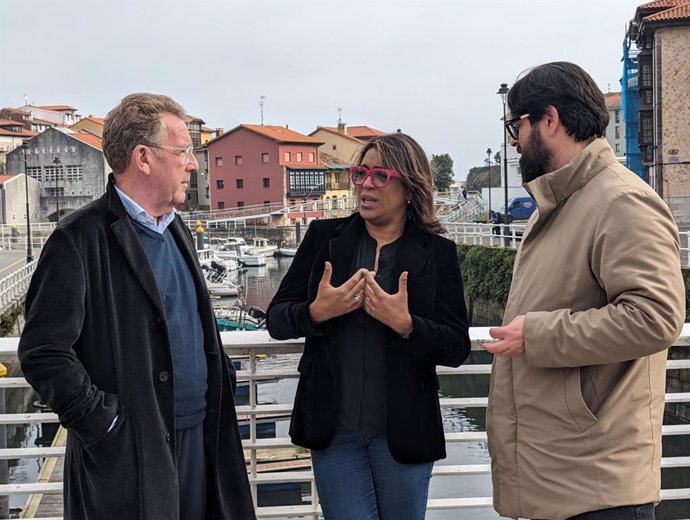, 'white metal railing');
444,222,526,249
447,226,690,268
0,260,38,315
680,231,690,268
0,327,689,519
